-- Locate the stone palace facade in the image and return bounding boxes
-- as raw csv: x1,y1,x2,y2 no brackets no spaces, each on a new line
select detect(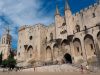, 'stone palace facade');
17,1,100,66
